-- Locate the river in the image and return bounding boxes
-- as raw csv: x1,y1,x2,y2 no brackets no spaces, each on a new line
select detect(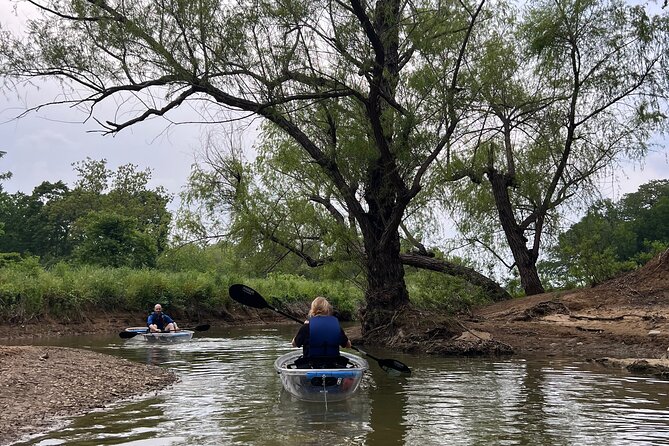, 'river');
10,325,669,445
